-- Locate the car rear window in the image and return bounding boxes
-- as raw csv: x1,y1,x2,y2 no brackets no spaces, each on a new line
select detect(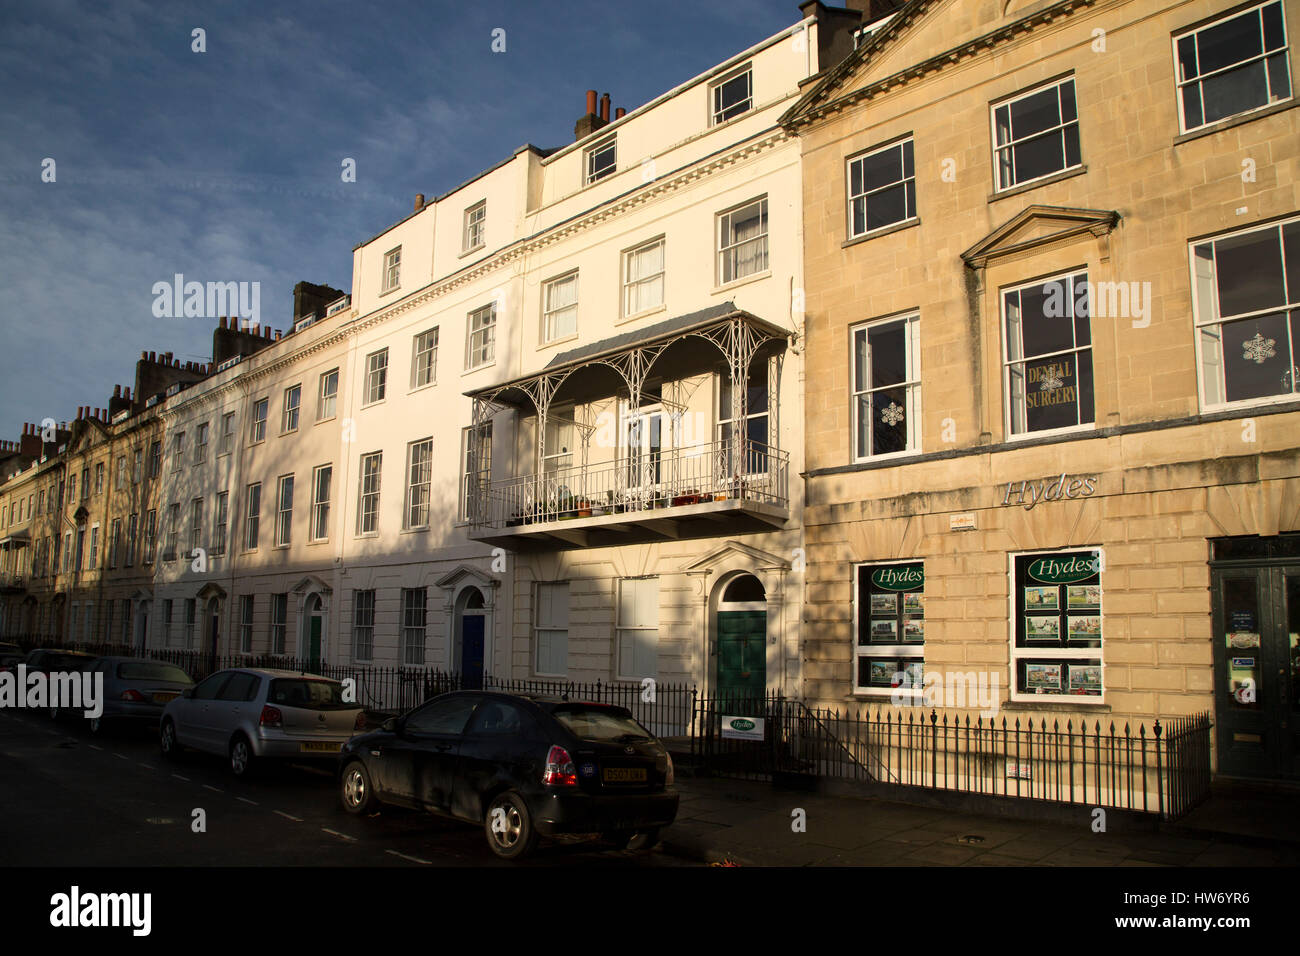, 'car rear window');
268,678,350,710
46,653,92,671
117,662,192,683
551,705,652,742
